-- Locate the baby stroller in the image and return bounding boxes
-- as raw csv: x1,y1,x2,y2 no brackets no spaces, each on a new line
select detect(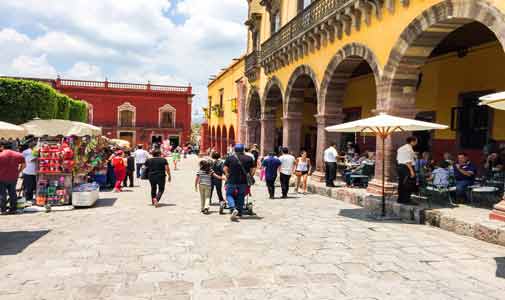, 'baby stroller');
220,185,255,216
